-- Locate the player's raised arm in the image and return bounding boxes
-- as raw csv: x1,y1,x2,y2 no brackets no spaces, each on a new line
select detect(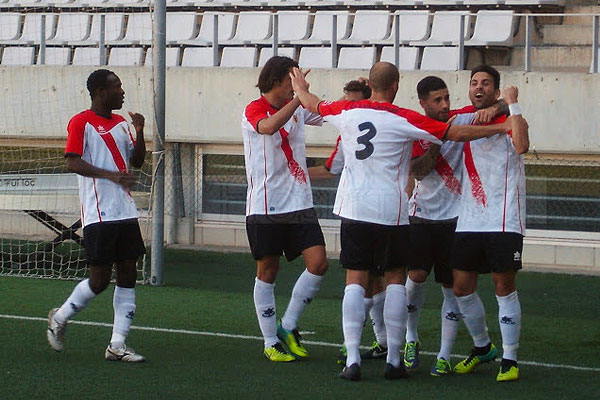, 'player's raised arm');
445,119,511,142
128,111,146,168
502,86,530,154
256,98,302,135
290,67,321,114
